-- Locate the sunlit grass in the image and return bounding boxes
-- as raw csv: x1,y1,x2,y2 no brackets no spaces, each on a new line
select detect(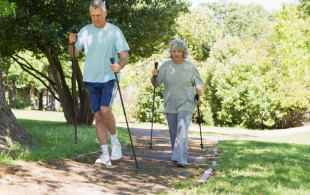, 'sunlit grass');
166,140,310,194
265,131,310,145
0,119,128,166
